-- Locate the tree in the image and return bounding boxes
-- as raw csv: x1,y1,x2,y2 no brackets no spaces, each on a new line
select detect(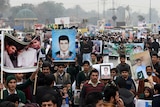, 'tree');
34,1,65,23
138,15,145,22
